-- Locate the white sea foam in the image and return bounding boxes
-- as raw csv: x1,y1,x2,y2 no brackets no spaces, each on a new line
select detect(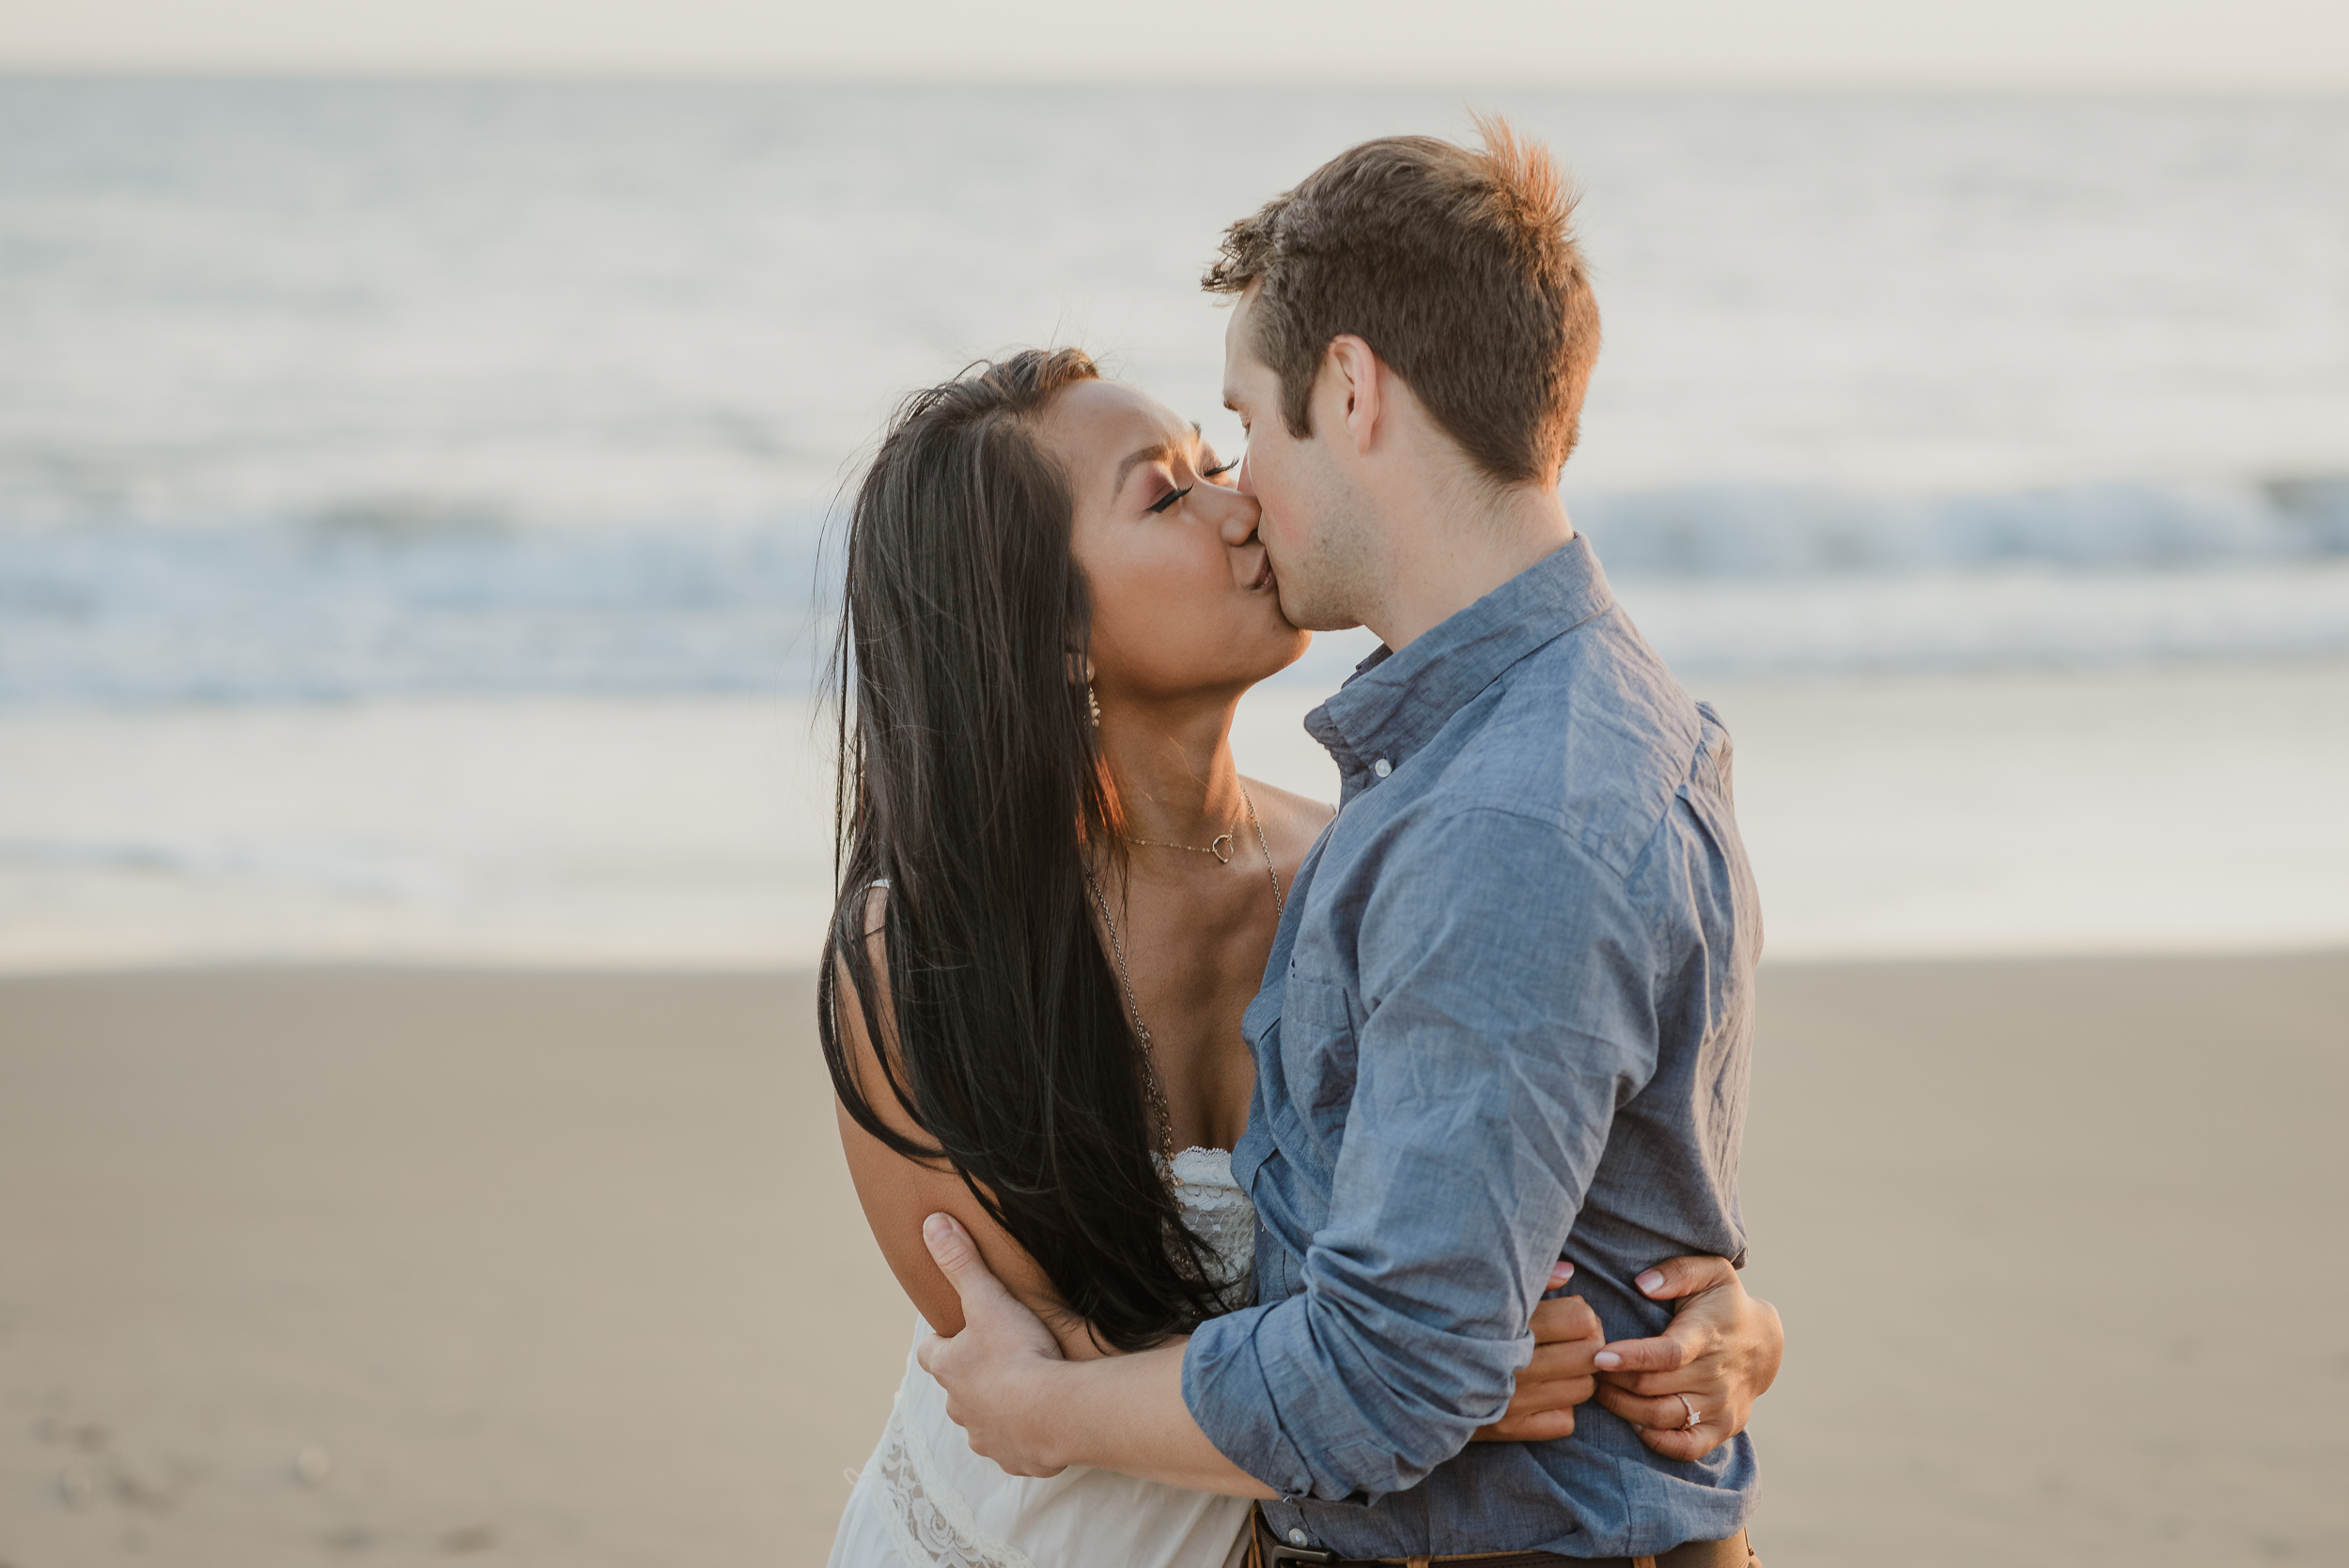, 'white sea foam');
8,480,2349,705
7,670,2345,971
